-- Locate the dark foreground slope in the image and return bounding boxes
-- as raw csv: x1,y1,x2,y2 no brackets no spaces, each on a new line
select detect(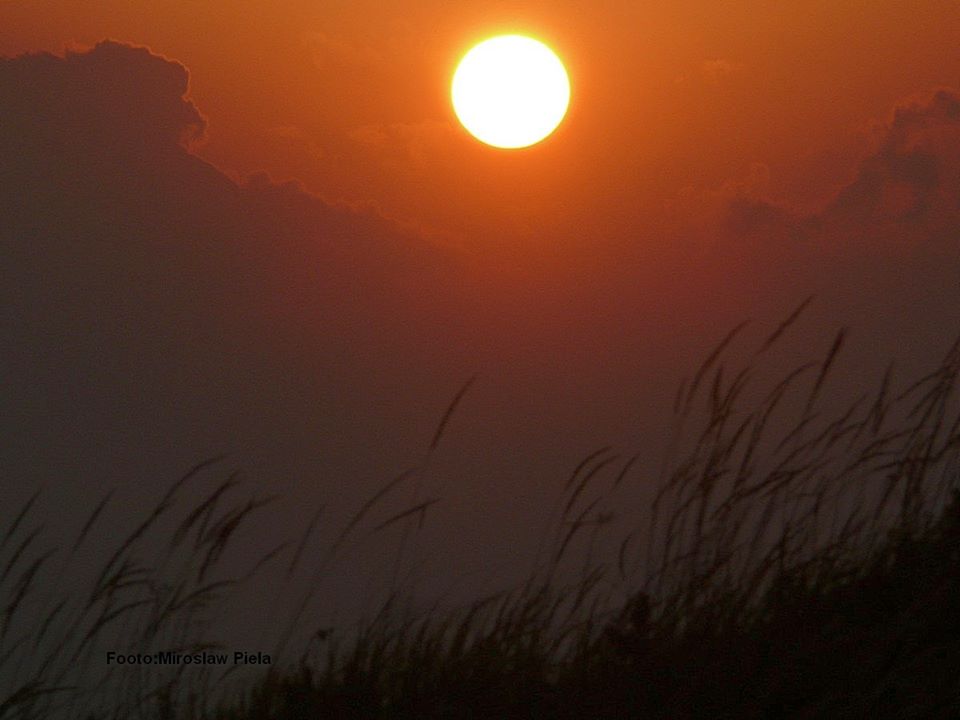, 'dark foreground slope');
217,496,960,720
5,335,960,720
214,334,960,720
